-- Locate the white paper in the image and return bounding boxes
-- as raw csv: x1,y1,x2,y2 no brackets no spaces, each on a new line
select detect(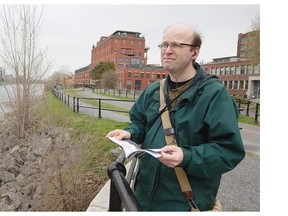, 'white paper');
107,136,161,158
